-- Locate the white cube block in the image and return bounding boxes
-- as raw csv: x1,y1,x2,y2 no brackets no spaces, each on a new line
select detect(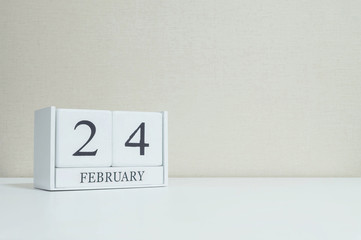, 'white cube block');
56,108,112,167
112,111,163,166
